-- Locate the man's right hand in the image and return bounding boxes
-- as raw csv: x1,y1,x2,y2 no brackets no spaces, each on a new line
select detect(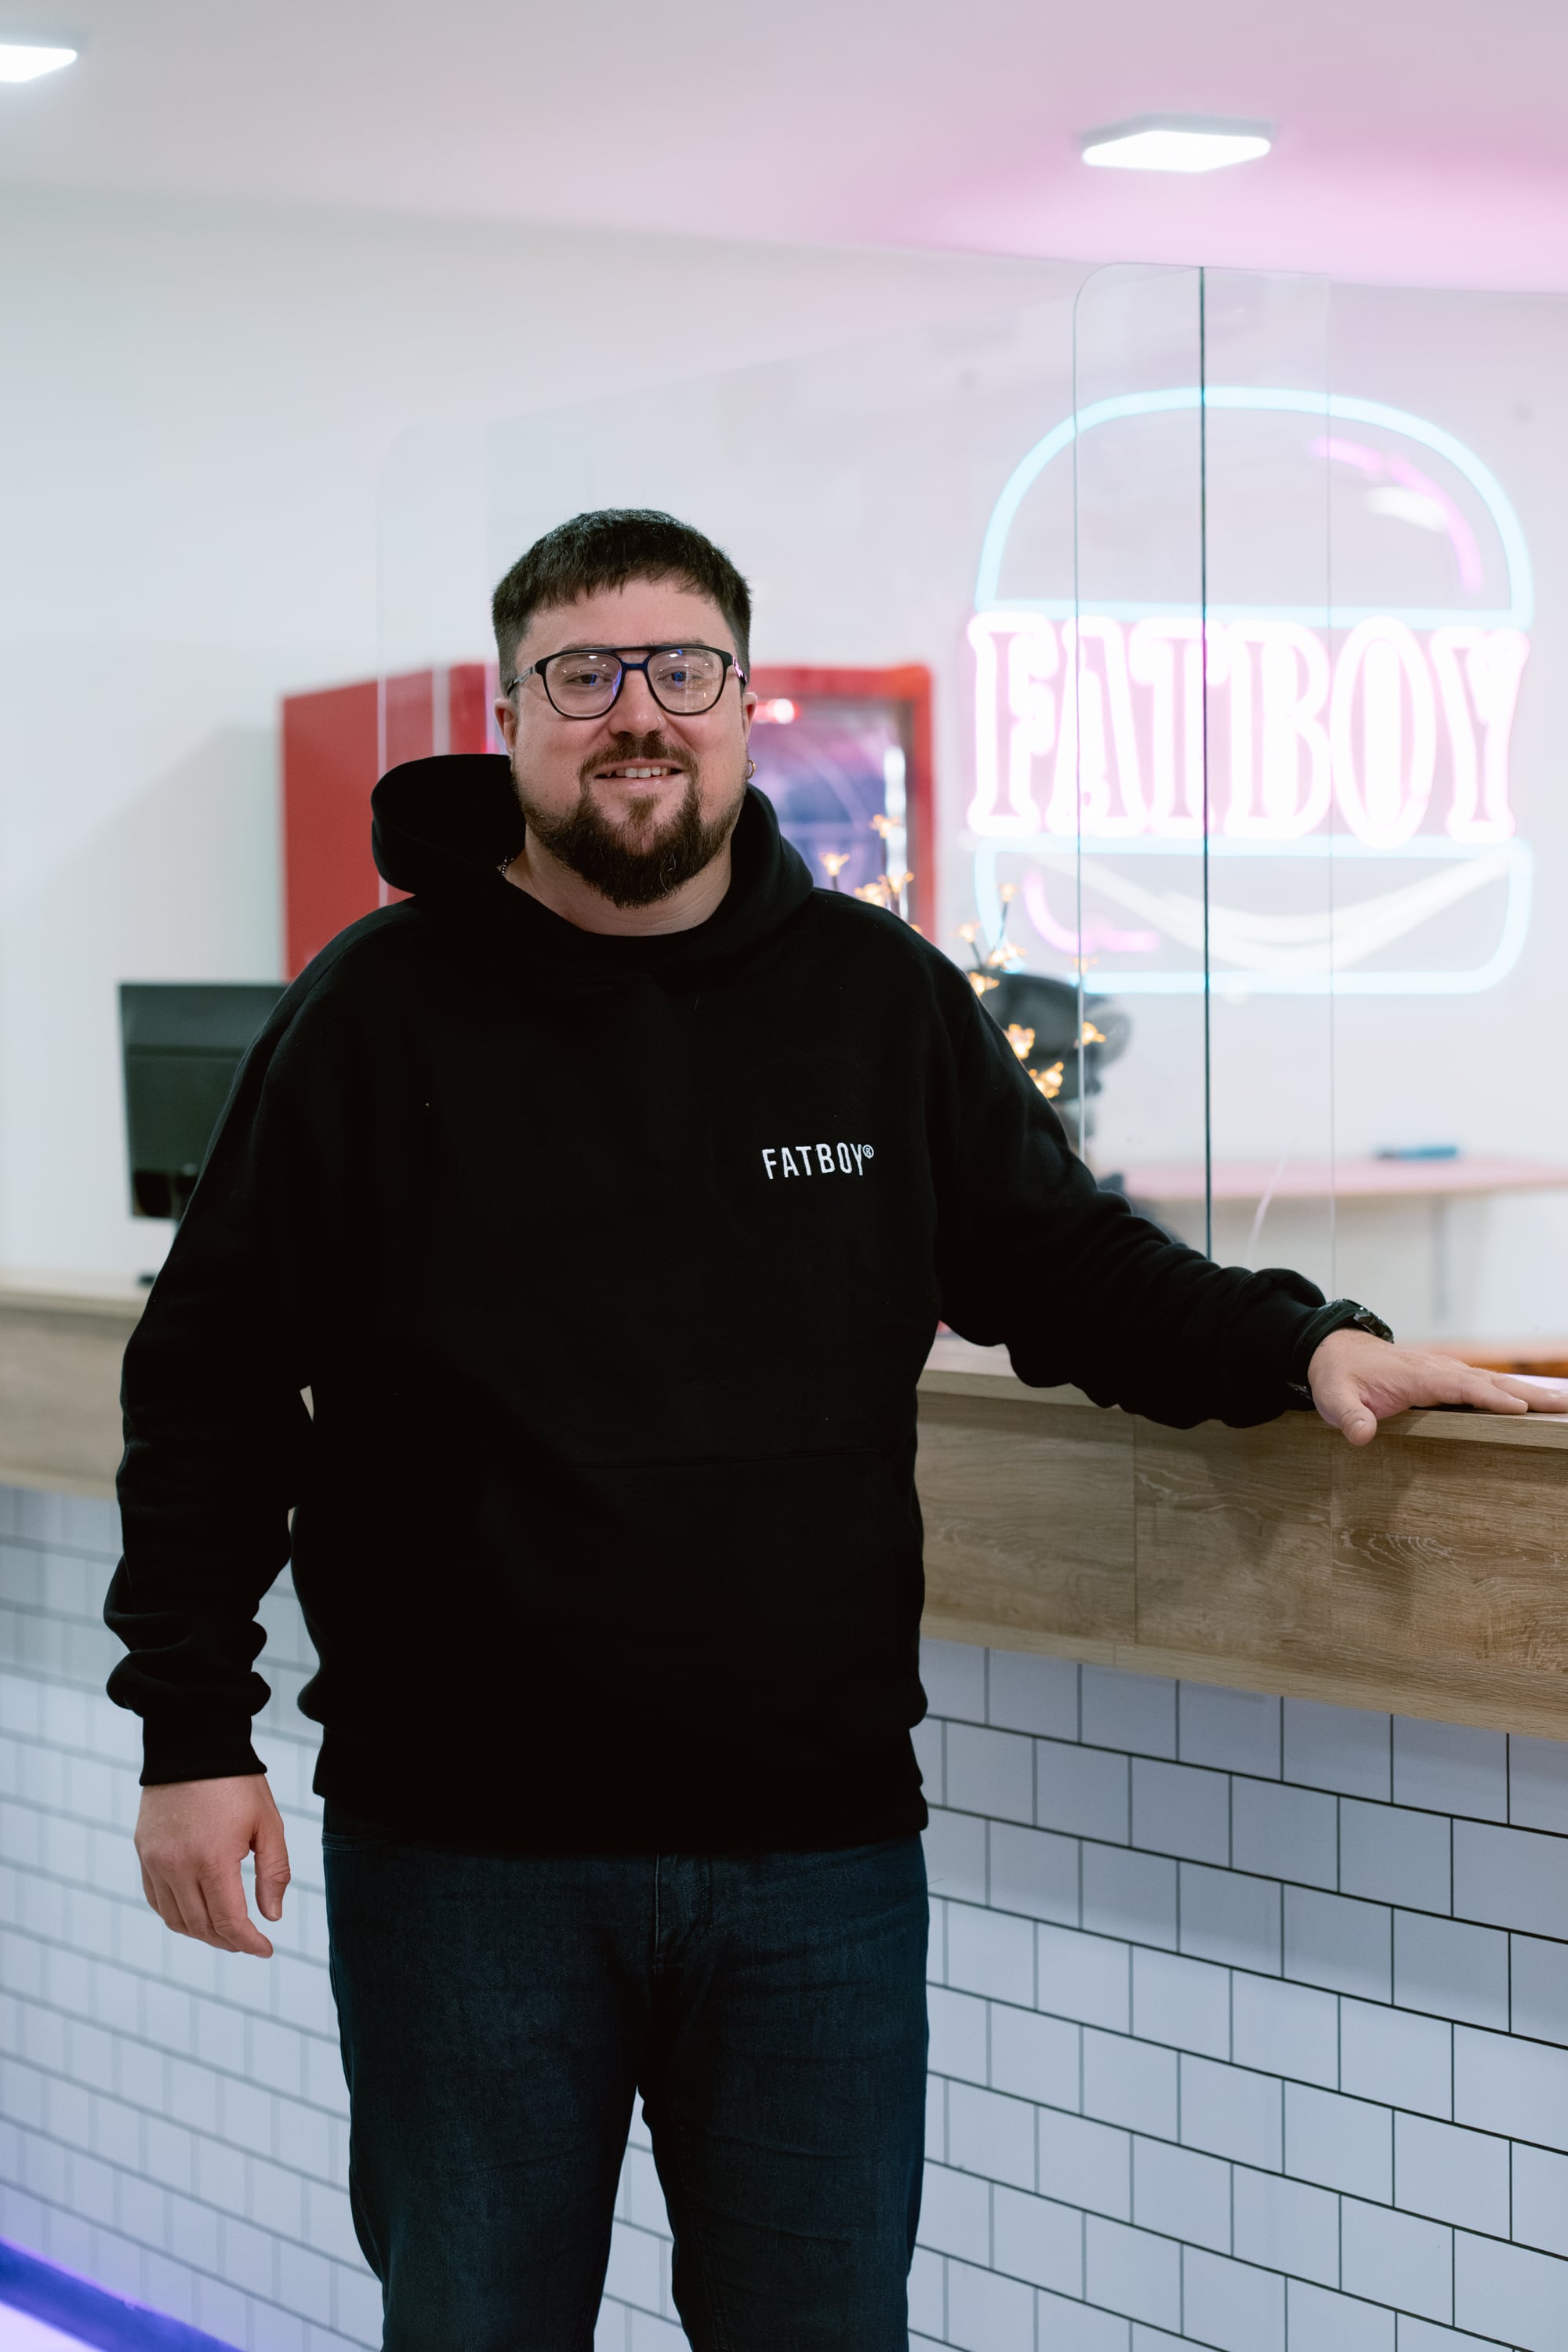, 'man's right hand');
134,1774,291,1958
